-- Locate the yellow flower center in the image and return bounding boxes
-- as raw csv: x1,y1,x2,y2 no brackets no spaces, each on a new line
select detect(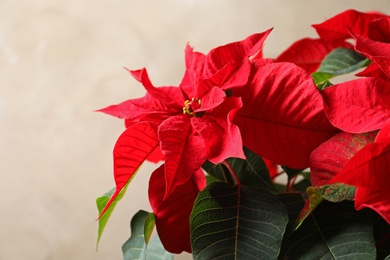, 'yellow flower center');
183,98,202,117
